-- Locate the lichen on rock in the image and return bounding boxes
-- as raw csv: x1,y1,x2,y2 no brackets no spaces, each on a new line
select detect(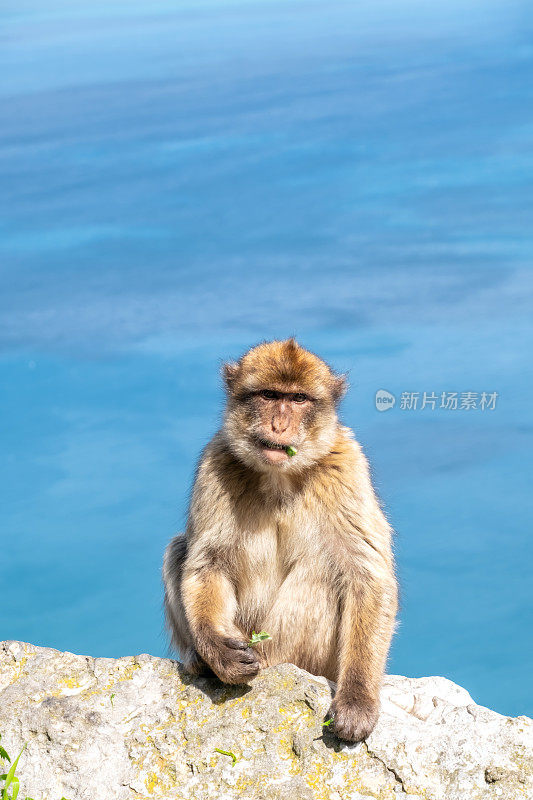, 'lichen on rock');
0,641,531,800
